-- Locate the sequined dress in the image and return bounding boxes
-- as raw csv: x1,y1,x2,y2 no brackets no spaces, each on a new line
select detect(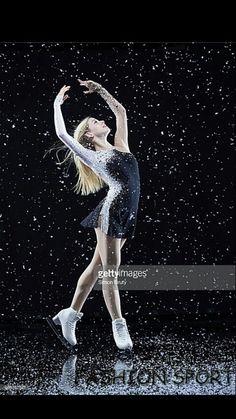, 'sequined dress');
54,106,140,239
80,149,140,239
